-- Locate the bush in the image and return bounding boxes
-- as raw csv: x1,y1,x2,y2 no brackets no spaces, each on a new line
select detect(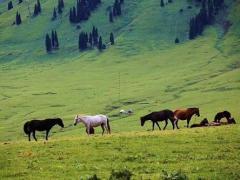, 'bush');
162,170,188,180
87,174,101,180
109,169,132,180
